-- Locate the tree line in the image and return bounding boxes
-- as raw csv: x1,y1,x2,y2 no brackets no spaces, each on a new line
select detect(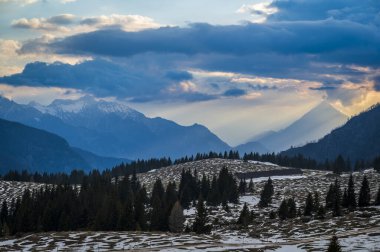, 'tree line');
2,151,379,184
